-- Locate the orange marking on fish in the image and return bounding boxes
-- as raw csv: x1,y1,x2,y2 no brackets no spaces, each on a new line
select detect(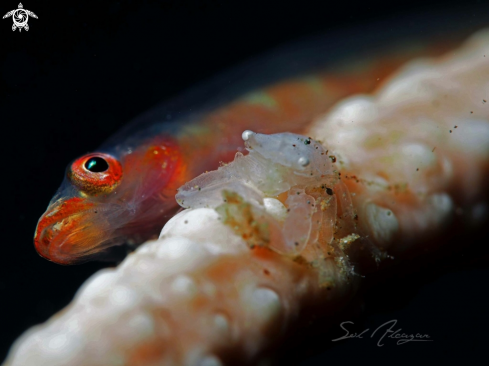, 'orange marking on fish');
34,197,94,264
